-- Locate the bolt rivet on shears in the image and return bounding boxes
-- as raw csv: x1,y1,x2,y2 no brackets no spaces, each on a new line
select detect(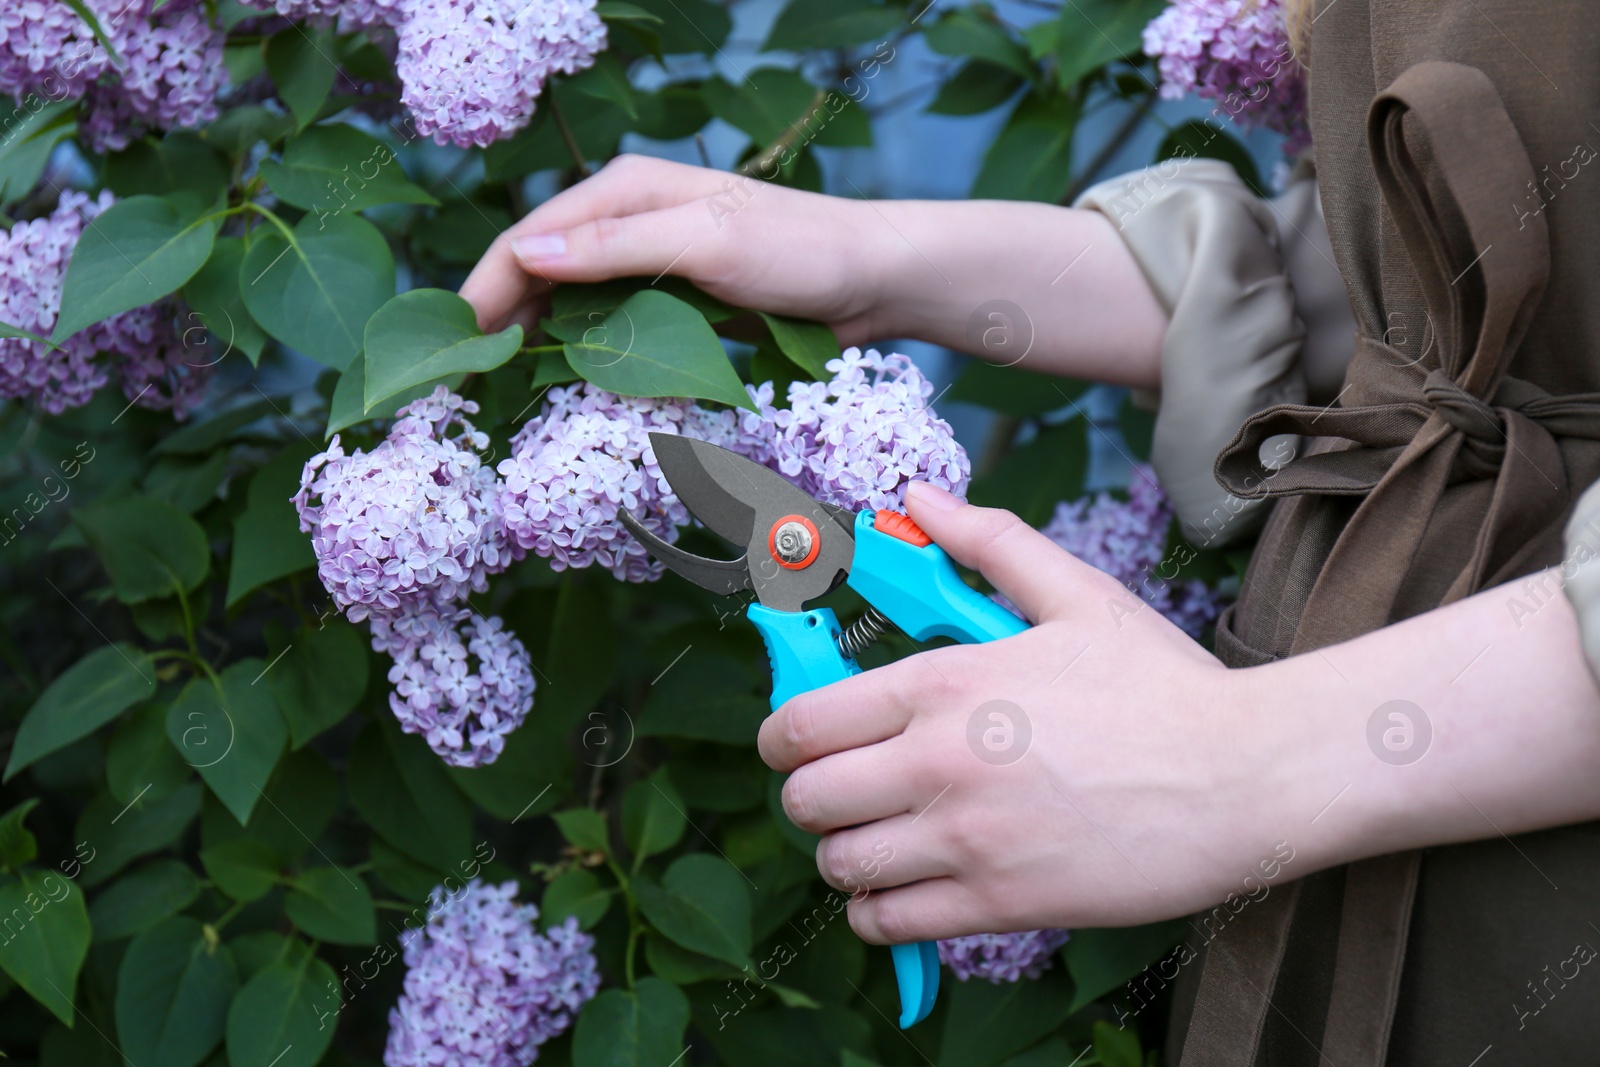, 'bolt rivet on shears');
769,514,820,569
